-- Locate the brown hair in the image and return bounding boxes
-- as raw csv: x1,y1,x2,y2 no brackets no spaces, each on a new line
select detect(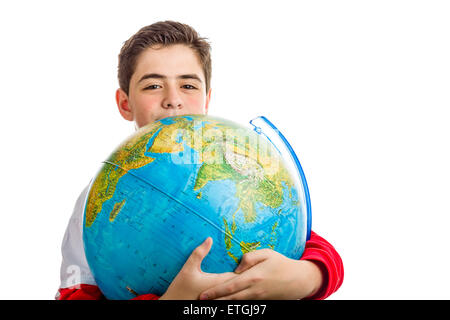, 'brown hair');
118,21,212,95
